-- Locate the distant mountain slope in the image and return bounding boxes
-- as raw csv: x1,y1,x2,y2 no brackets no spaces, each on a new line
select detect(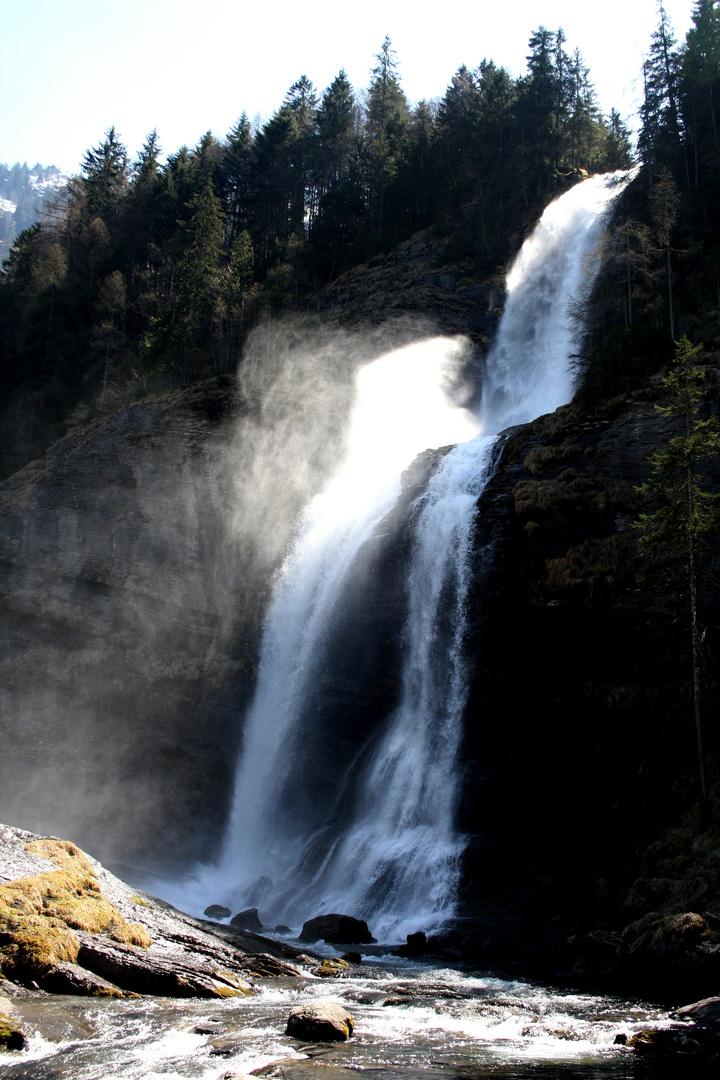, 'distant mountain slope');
0,162,69,263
